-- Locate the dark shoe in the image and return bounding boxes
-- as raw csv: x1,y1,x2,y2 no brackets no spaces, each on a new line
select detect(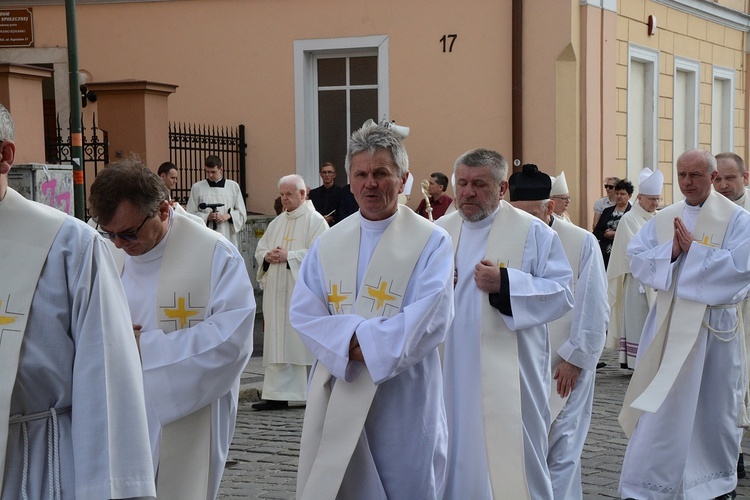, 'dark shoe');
252,400,288,411
738,453,746,479
715,490,737,499
596,361,607,369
